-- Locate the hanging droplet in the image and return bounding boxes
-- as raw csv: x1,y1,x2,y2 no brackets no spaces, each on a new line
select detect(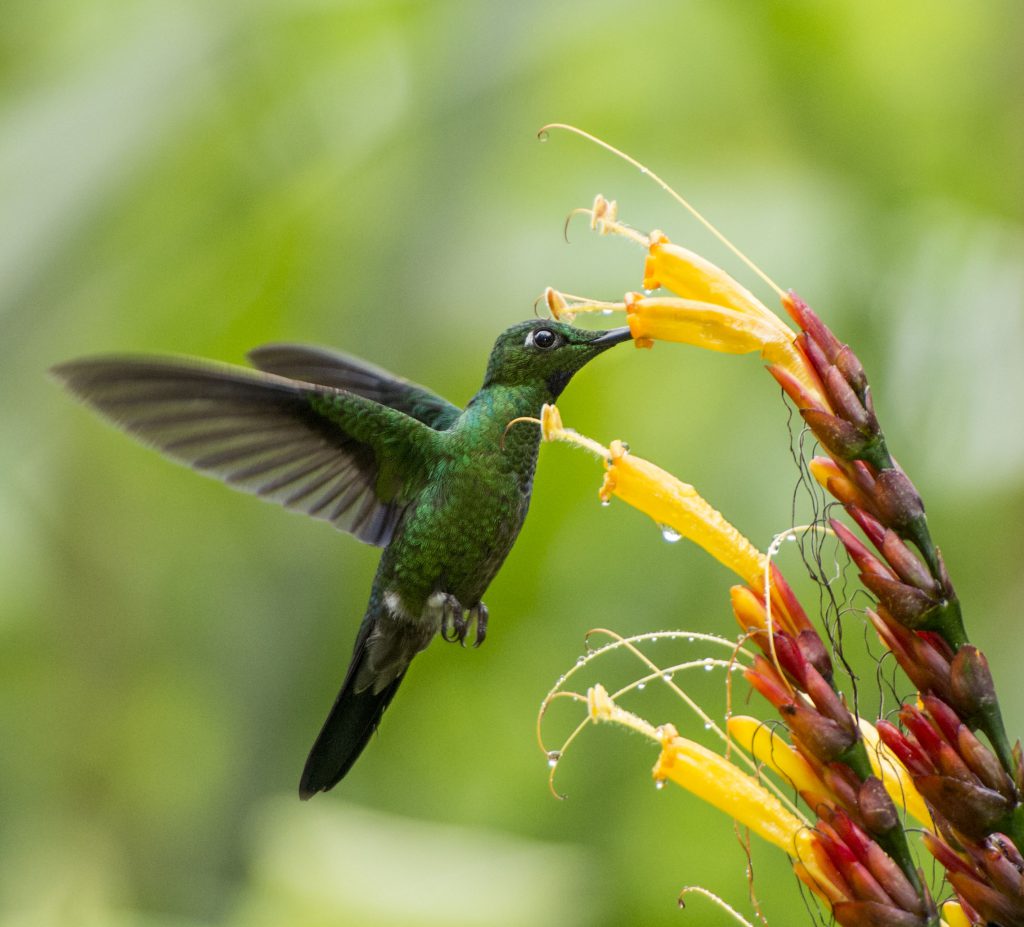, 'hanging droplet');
601,308,614,316
600,498,611,507
704,721,712,730
662,672,673,683
546,750,561,767
538,130,550,142
659,525,682,543
636,682,646,691
654,777,666,790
